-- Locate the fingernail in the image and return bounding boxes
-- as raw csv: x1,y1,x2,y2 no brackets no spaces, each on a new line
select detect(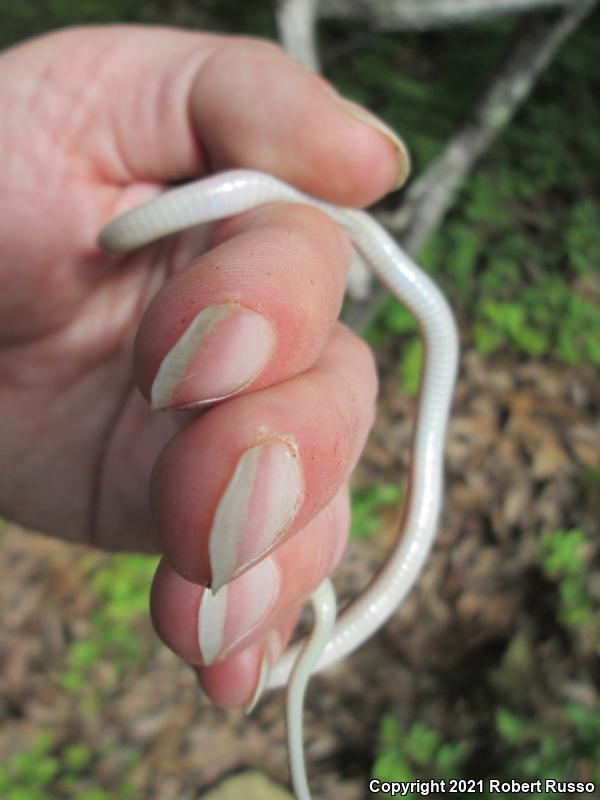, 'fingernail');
198,557,279,666
245,630,282,714
209,438,304,592
151,303,275,410
336,97,411,190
